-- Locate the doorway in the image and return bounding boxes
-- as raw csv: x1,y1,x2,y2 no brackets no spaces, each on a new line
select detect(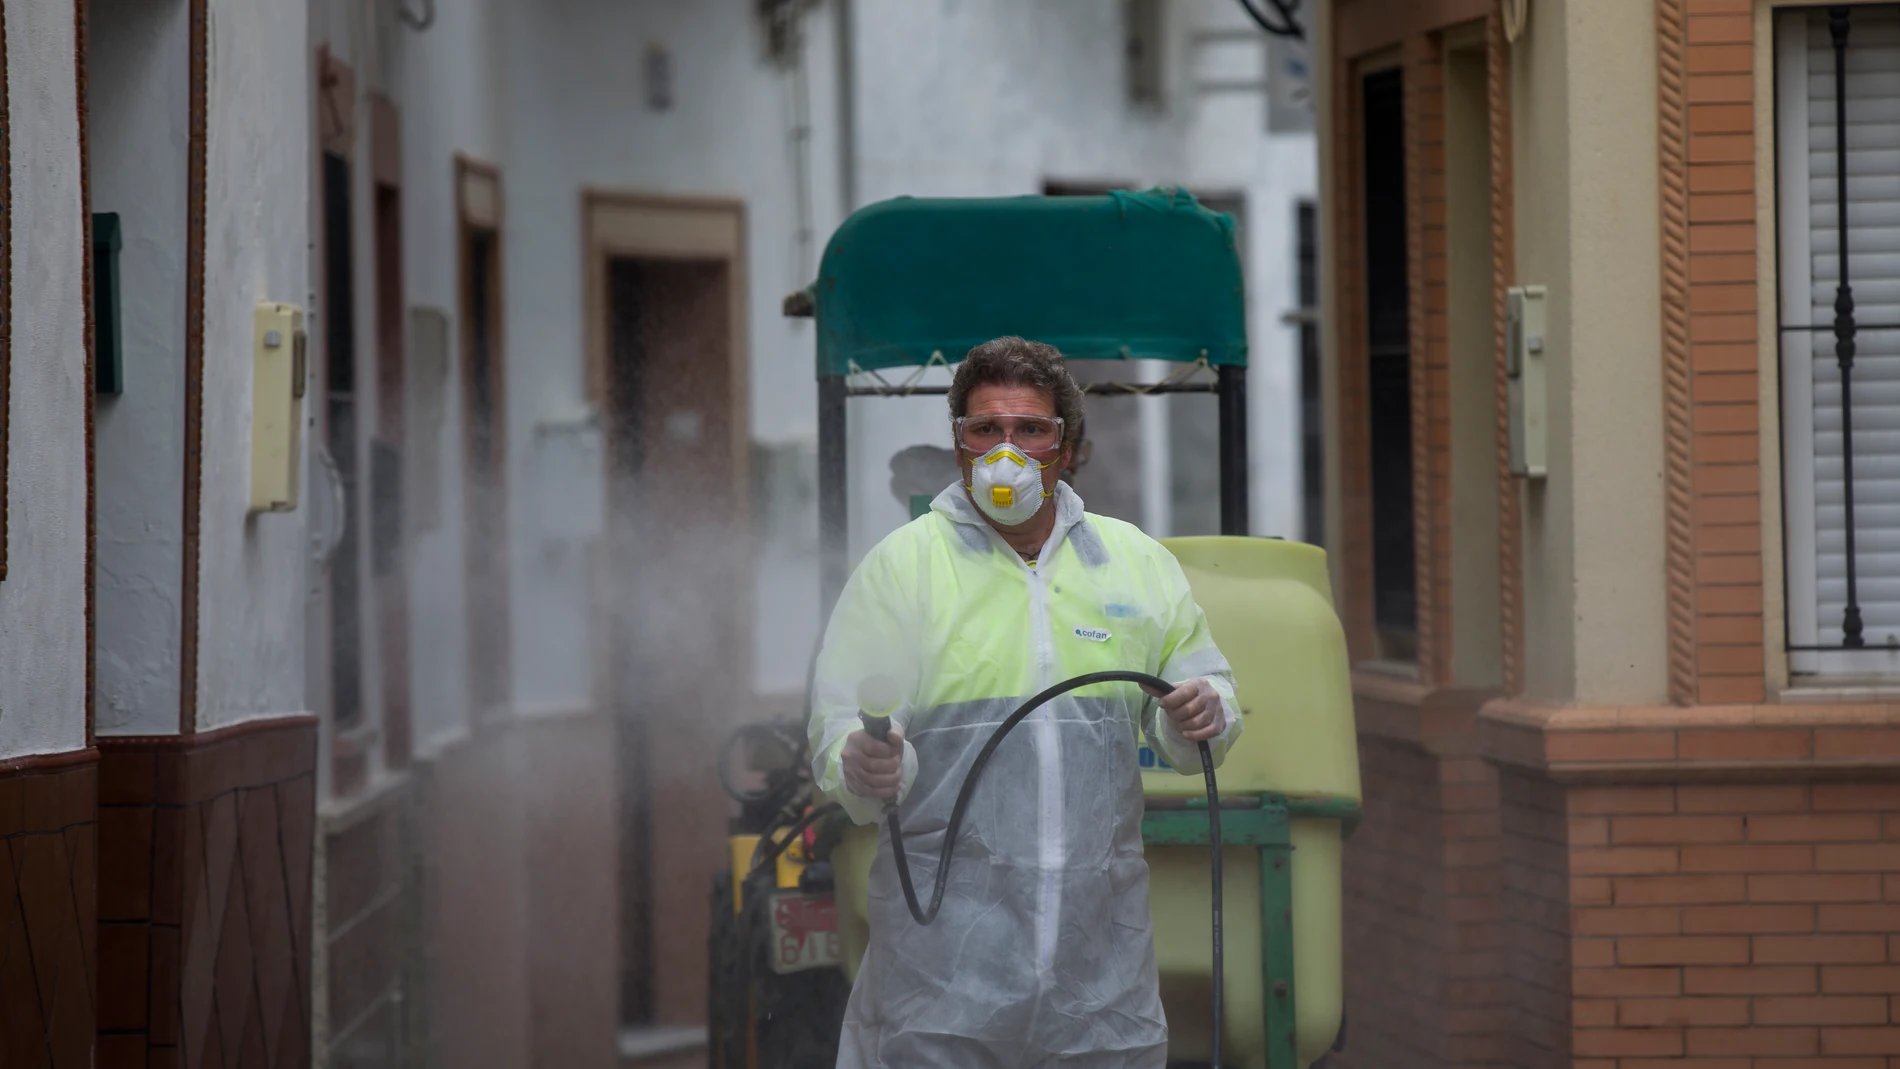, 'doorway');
372,111,410,768
322,148,368,790
585,194,750,1035
458,160,510,724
